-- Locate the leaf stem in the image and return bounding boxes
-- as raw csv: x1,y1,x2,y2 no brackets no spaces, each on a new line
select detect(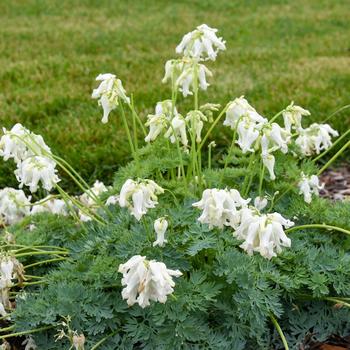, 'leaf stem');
270,313,289,350
286,224,350,237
